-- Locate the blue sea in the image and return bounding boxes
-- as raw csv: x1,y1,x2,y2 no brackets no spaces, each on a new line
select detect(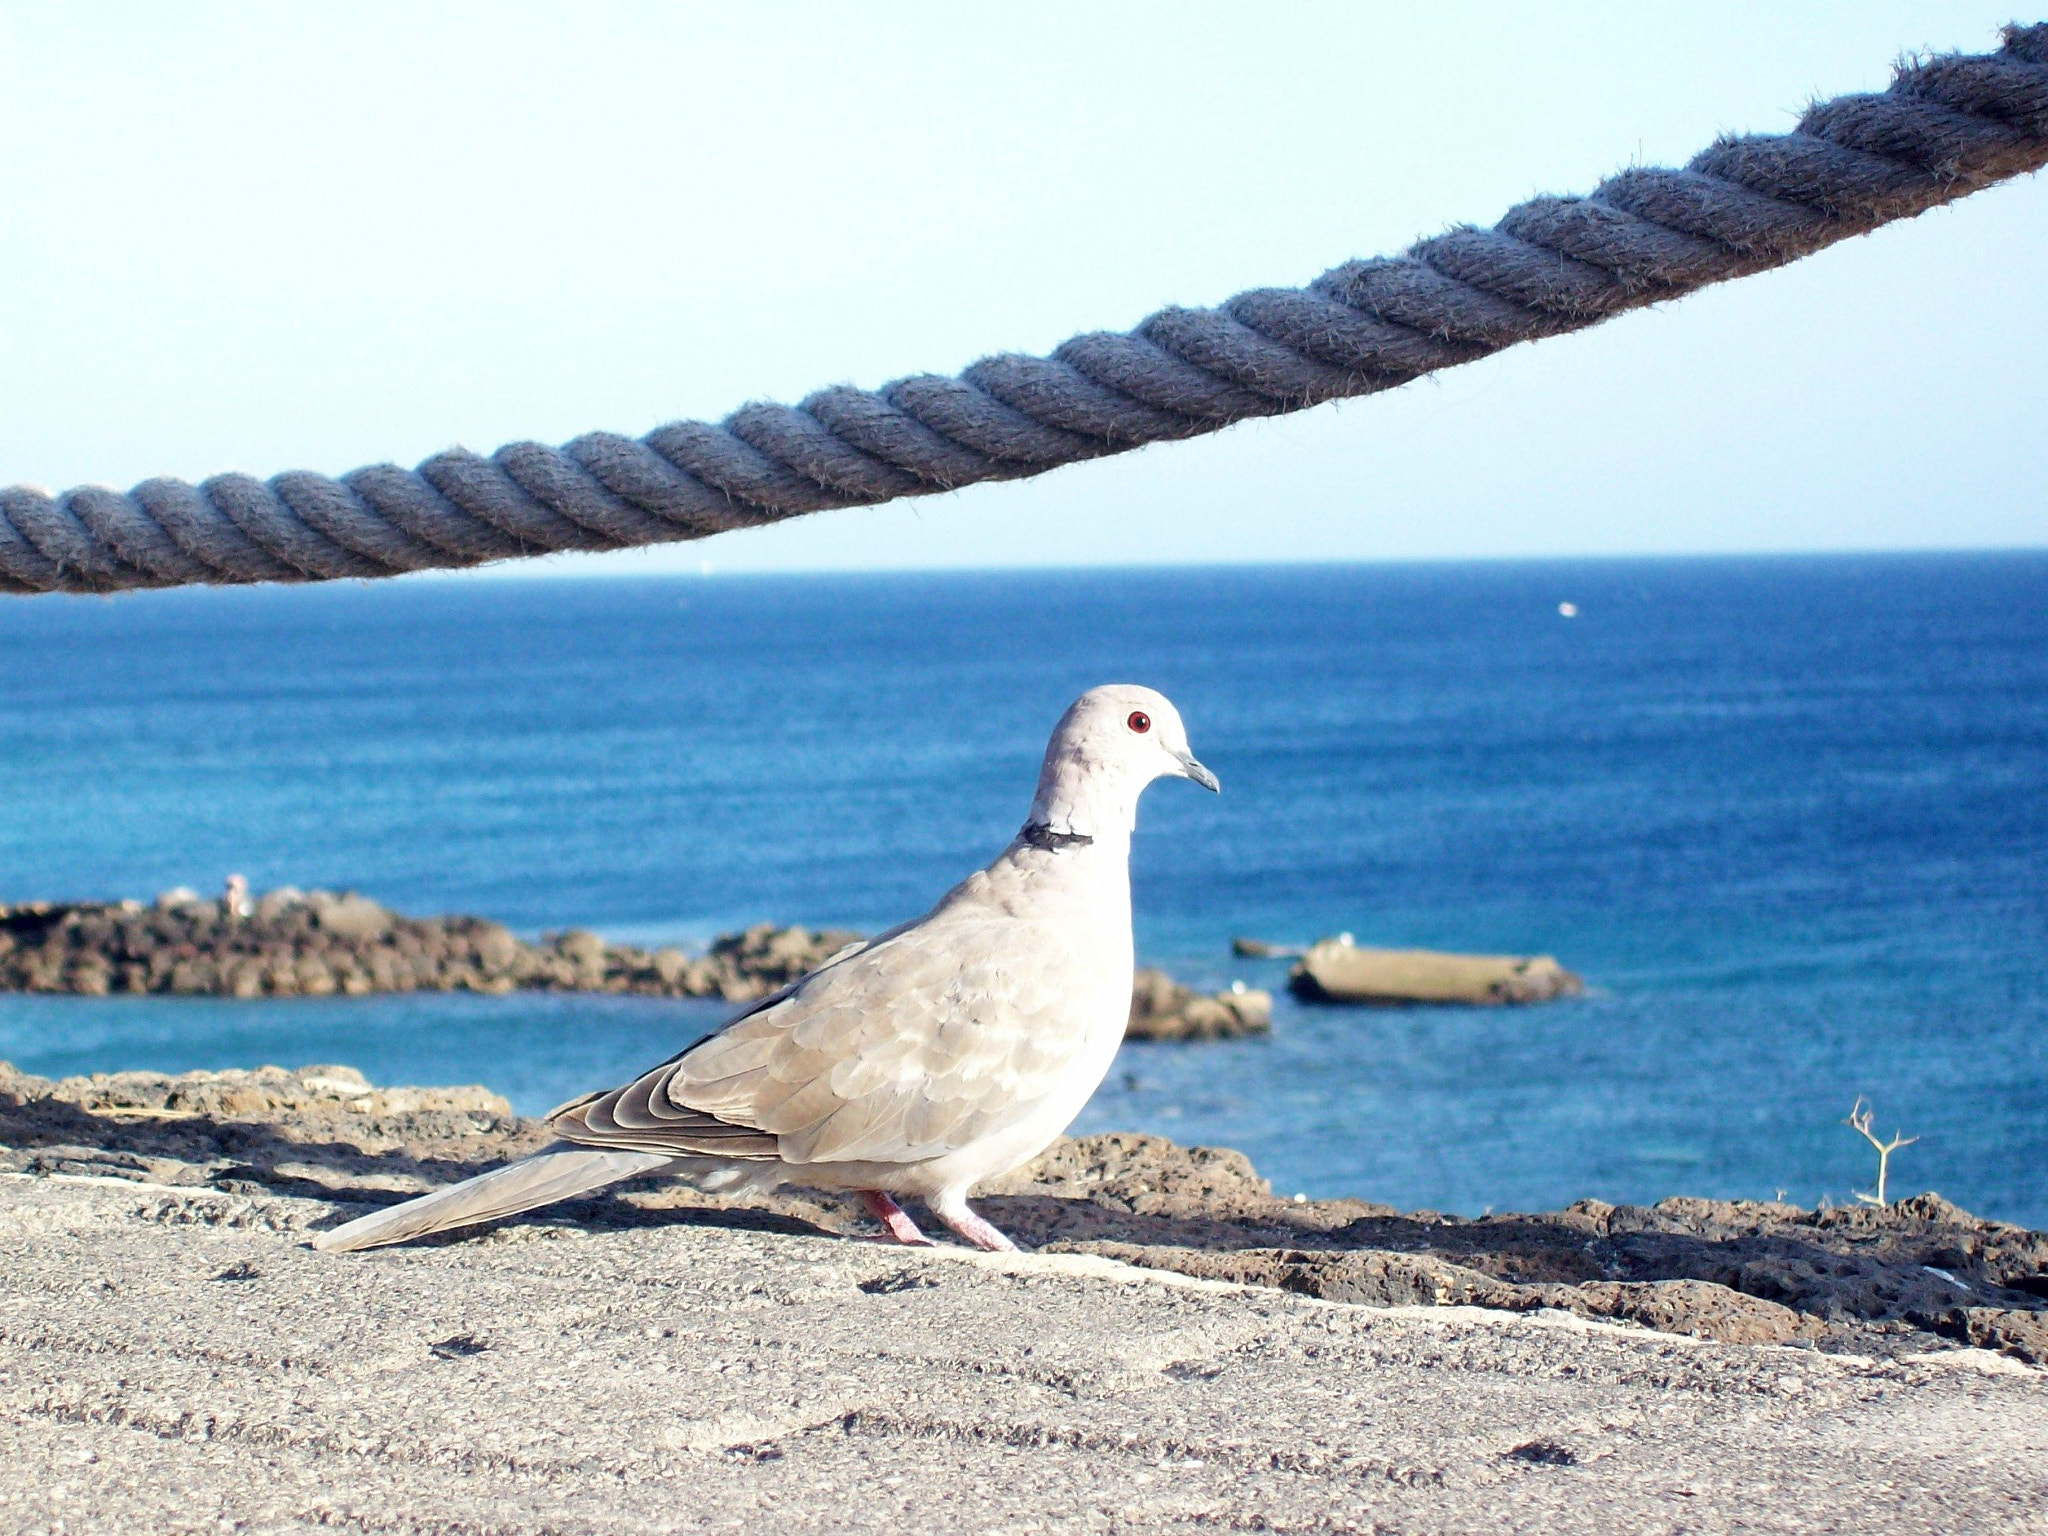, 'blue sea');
3,555,2044,1226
